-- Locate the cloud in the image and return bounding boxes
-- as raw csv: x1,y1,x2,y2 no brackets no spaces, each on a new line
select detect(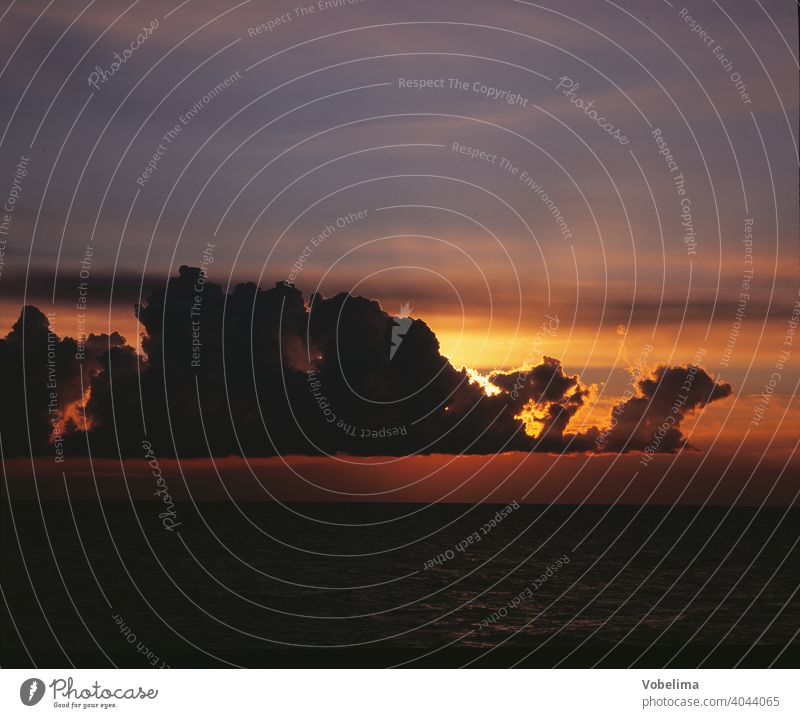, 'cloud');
0,305,123,457
595,364,733,455
0,267,732,460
